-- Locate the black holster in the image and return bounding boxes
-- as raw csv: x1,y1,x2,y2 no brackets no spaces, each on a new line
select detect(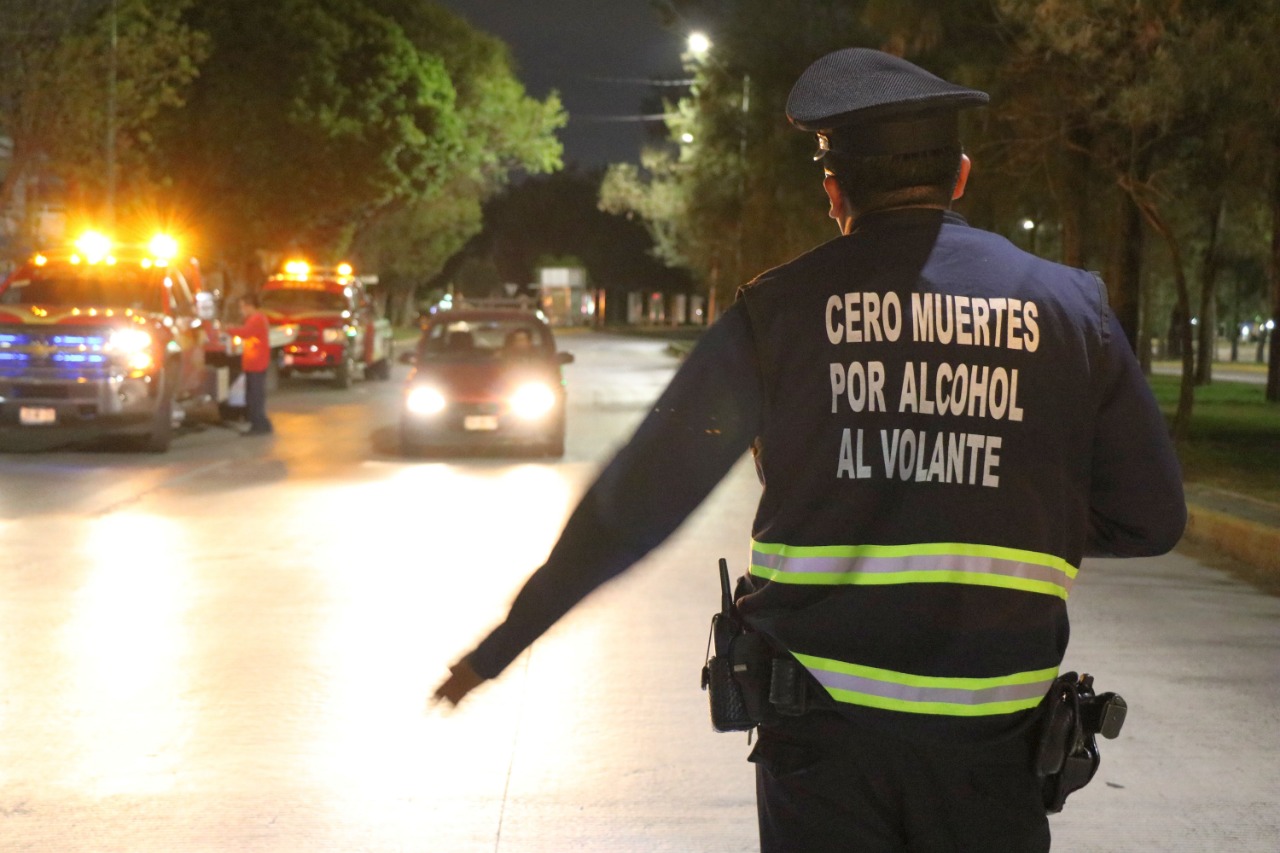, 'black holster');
701,558,817,732
1035,671,1128,814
